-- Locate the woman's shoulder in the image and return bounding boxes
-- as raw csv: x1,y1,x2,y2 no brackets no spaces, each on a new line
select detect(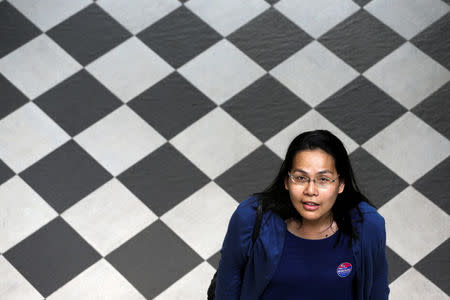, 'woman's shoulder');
358,201,384,218
354,201,386,238
229,195,280,230
227,195,260,231
235,195,259,215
